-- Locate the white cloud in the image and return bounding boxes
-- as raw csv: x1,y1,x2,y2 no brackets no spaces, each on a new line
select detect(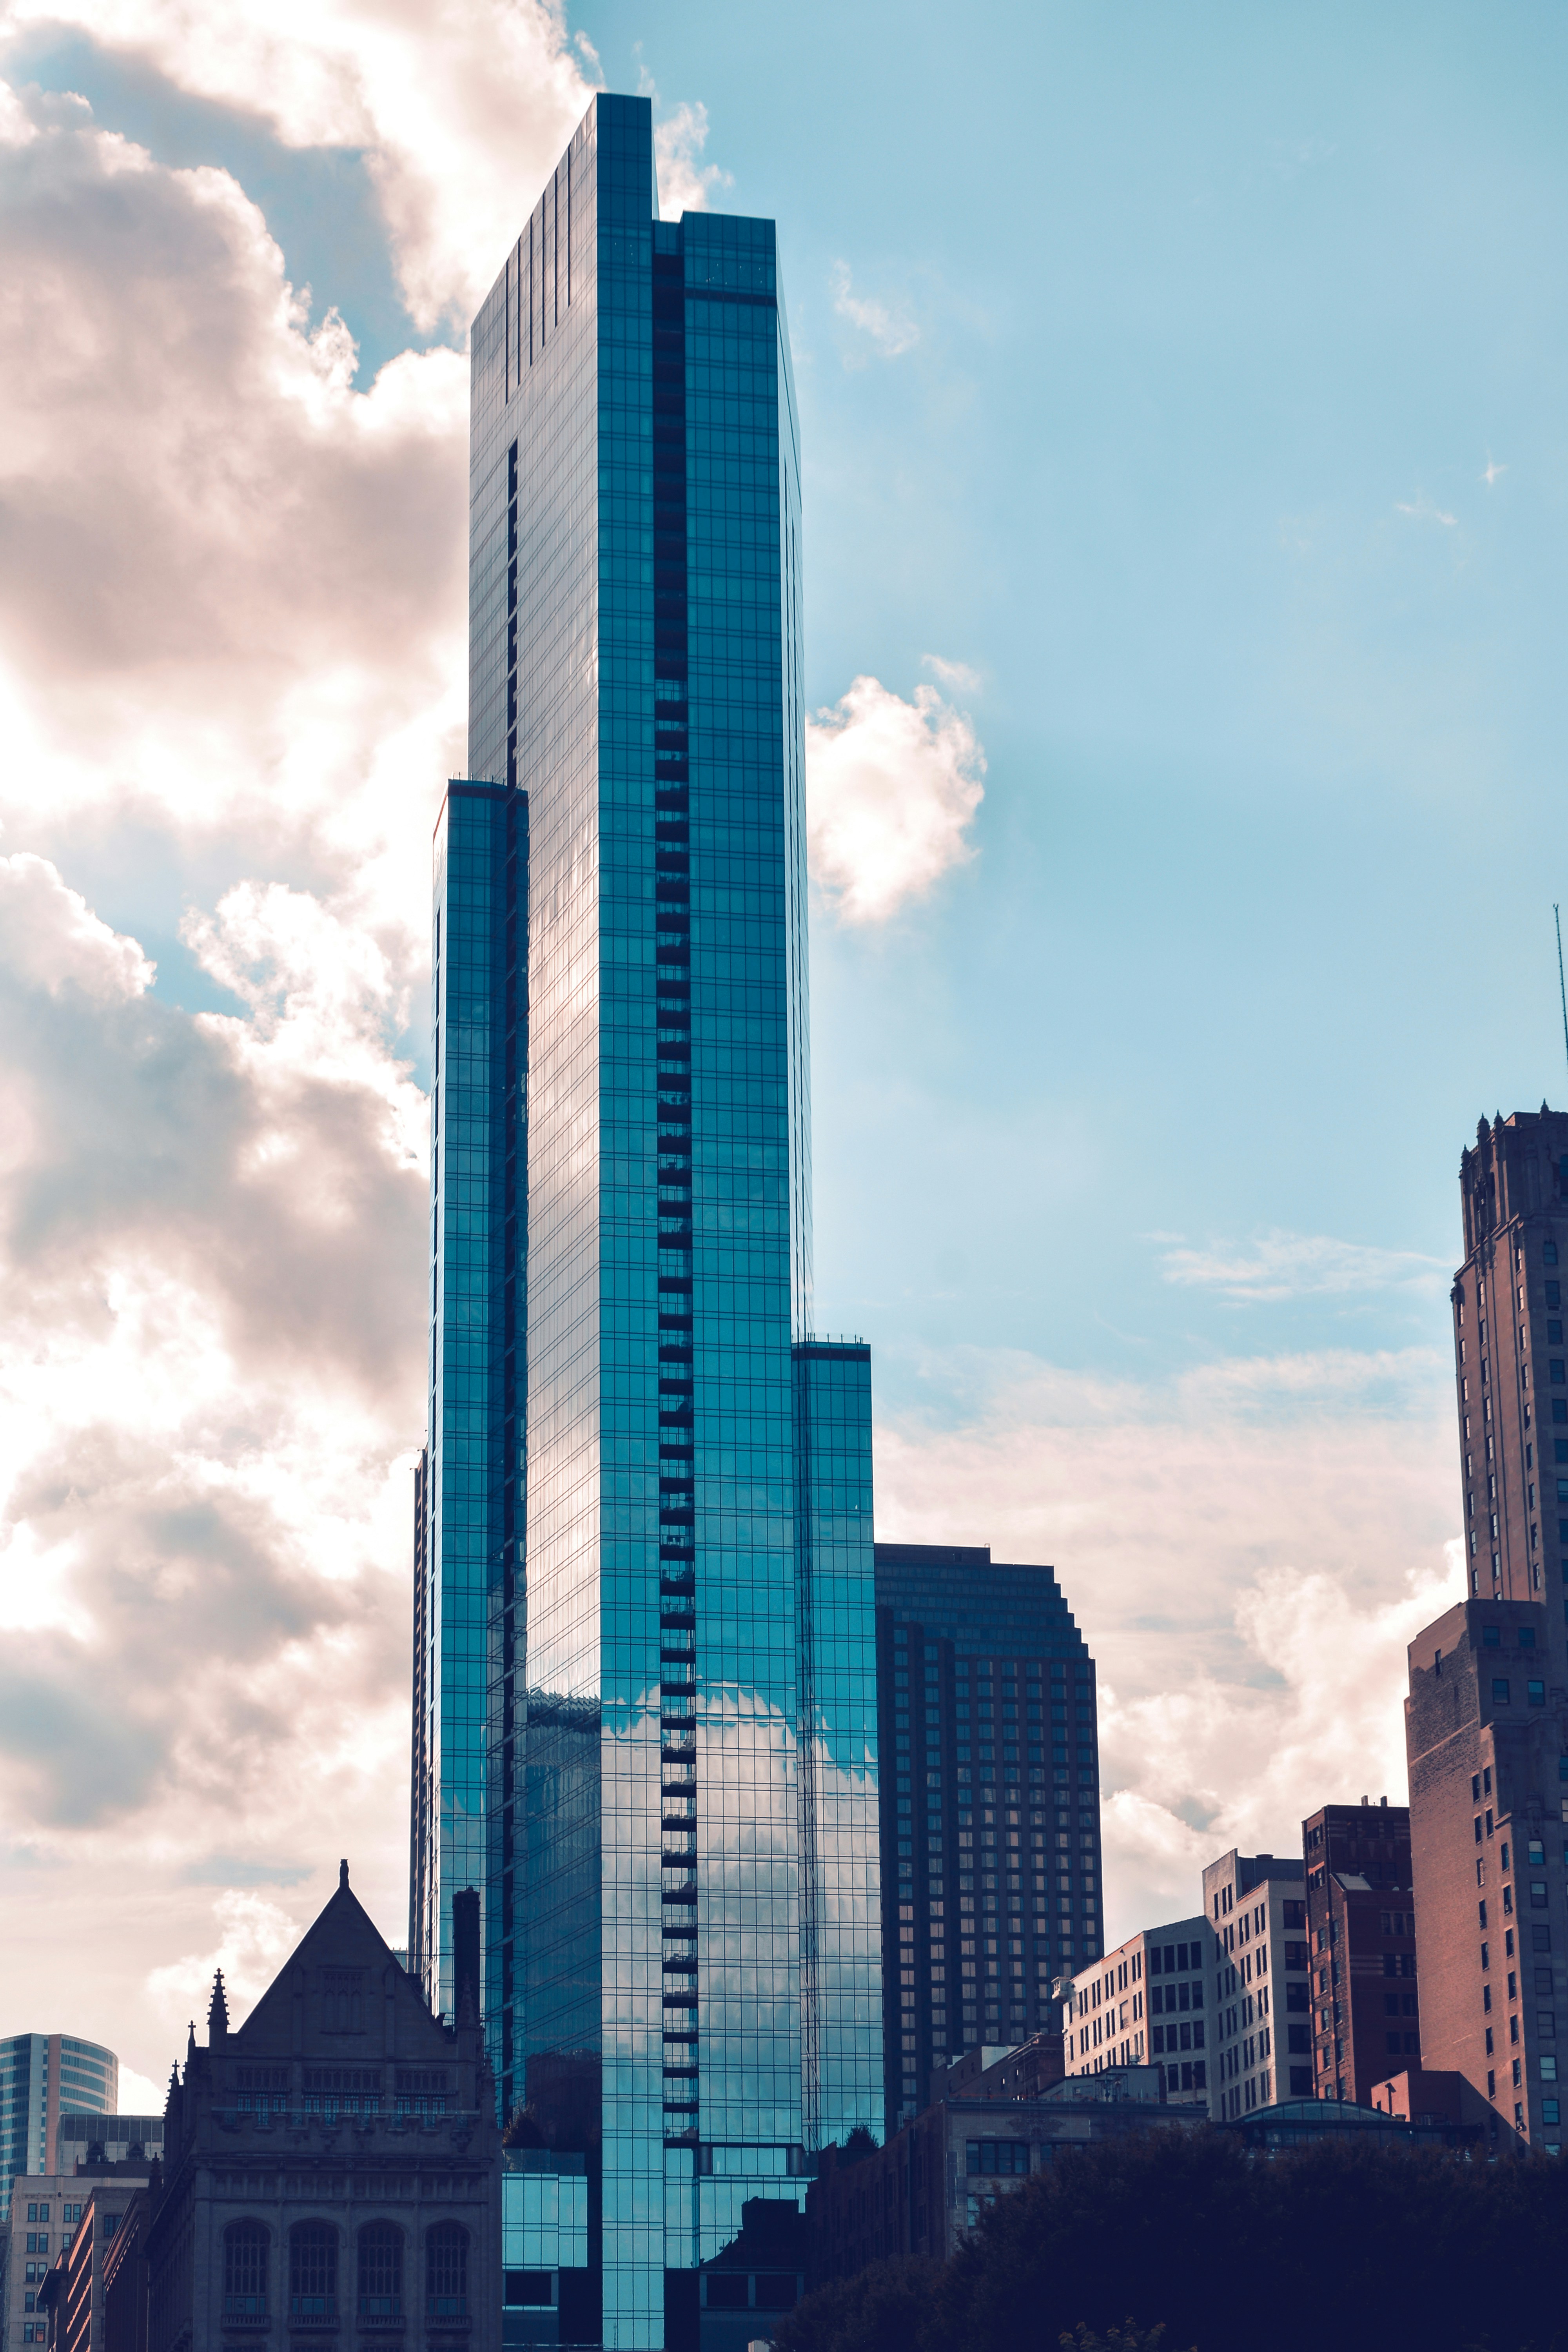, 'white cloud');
872,1340,1460,1944
831,260,918,360
147,1891,305,2029
2,0,598,330
653,98,731,218
921,652,981,693
0,855,425,2084
1159,1229,1448,1301
805,671,985,925
116,2063,167,2114
0,75,468,938
1395,489,1457,527
1482,452,1507,488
